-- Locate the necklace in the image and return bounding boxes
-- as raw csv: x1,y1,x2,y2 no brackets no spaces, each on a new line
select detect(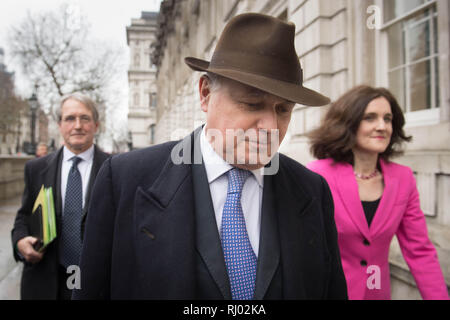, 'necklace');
354,169,379,180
